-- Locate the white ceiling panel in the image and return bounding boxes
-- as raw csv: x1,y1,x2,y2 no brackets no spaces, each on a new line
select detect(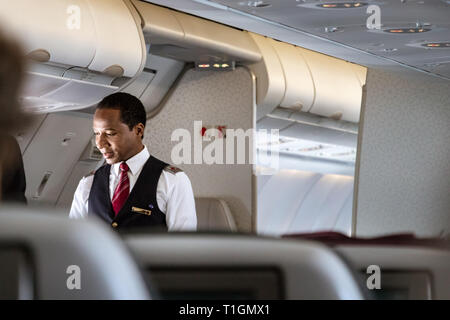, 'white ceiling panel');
145,0,450,79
